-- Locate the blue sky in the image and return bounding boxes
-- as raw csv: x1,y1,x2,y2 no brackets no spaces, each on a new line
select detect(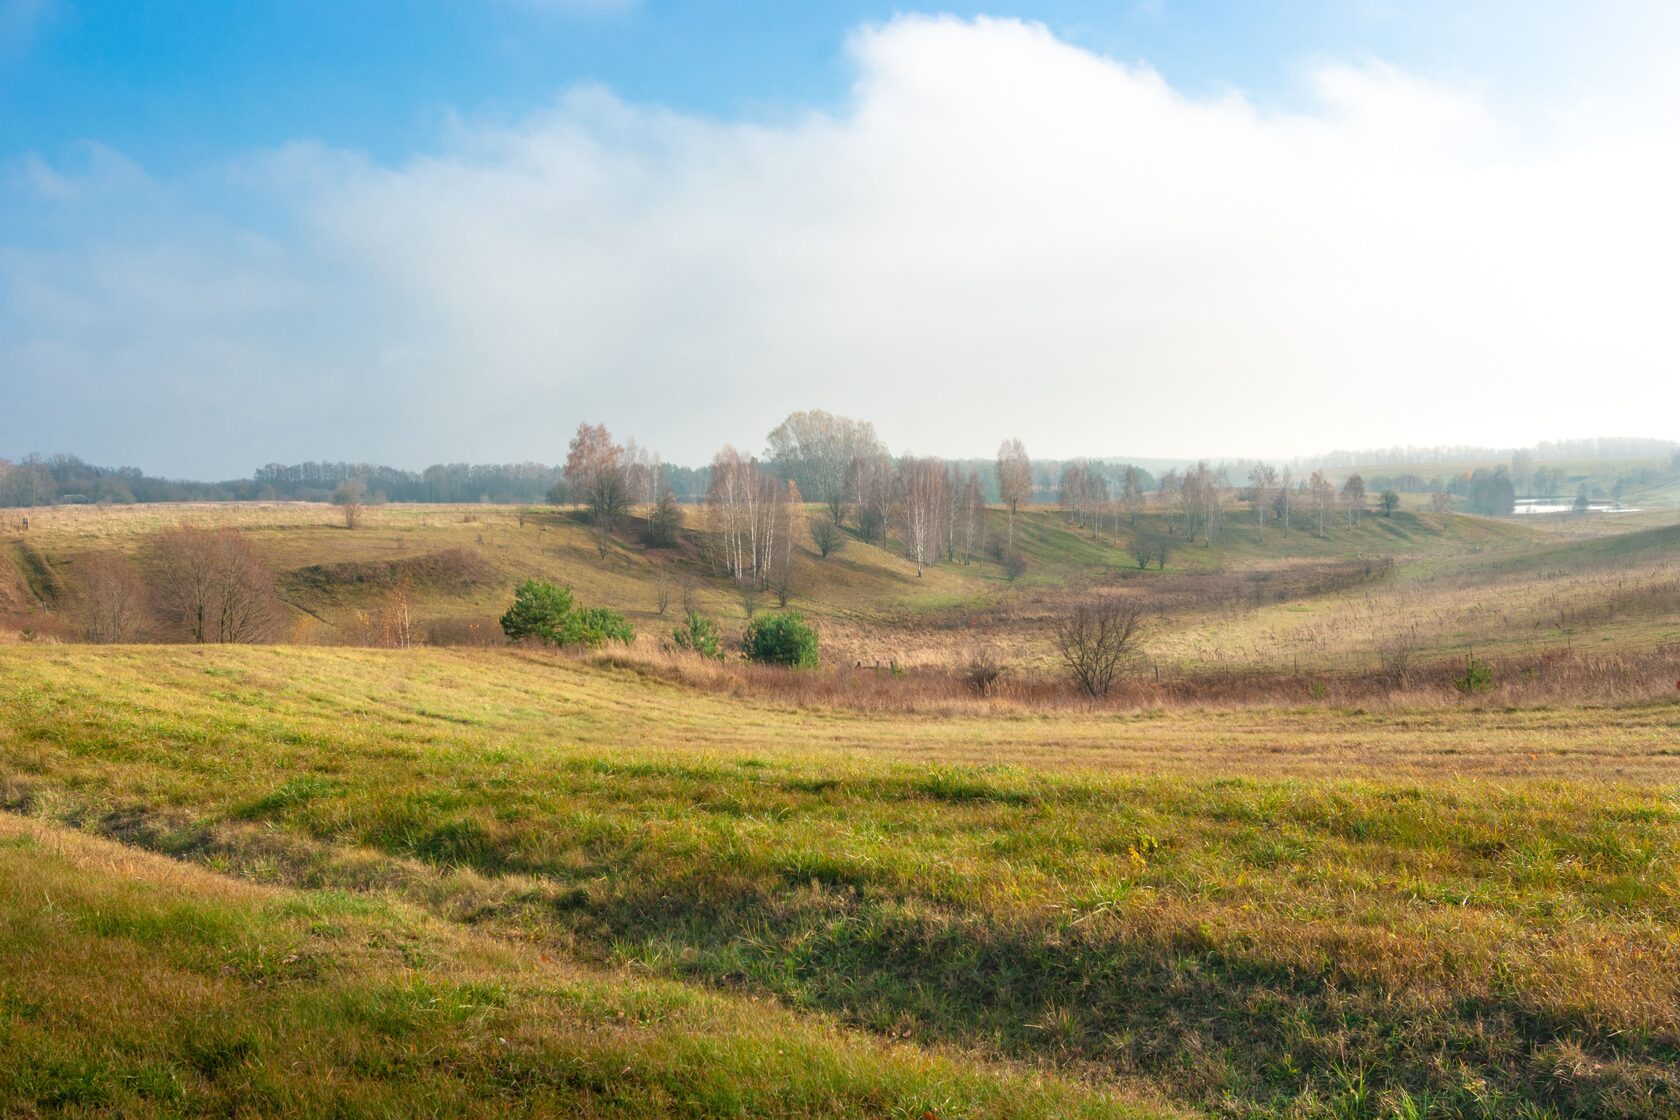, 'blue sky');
4,2,1679,475
4,1,1655,167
